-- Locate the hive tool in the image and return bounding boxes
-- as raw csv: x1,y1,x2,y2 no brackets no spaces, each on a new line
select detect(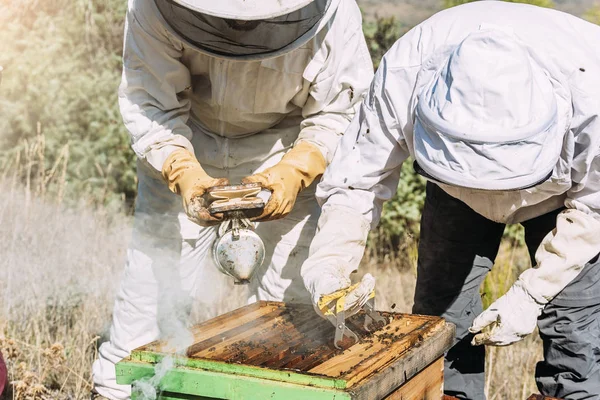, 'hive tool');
318,284,387,349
